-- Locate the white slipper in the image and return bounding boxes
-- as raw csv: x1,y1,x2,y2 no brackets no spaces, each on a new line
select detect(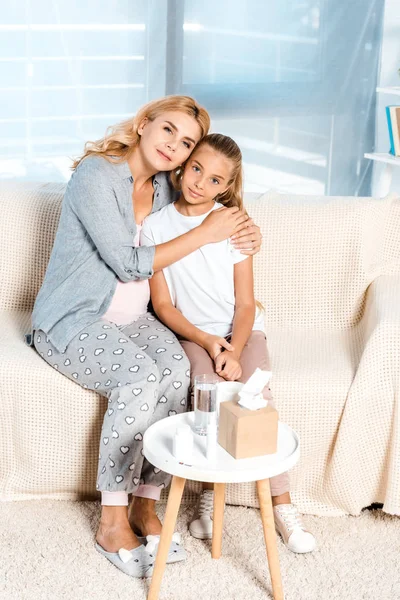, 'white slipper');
137,532,187,563
95,543,154,577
